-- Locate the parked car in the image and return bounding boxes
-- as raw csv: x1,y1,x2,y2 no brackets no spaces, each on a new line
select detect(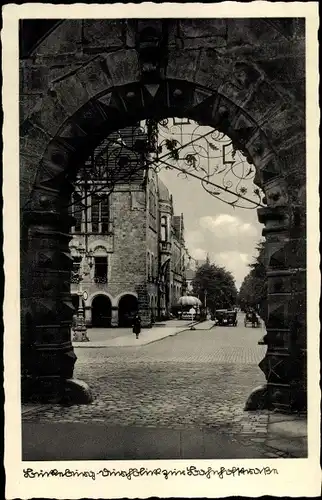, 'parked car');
213,309,238,326
244,311,260,328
